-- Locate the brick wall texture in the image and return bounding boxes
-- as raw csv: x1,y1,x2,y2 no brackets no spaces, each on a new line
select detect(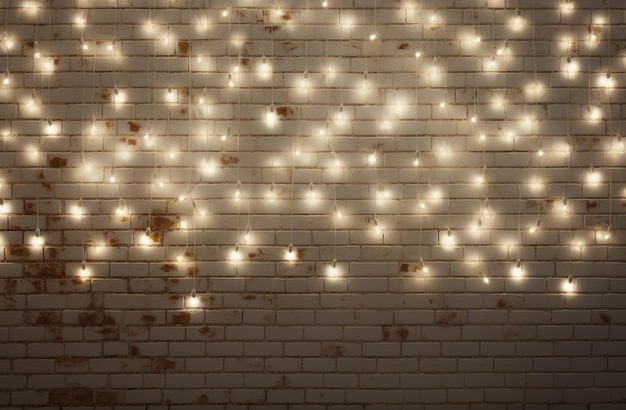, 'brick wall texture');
1,0,625,408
